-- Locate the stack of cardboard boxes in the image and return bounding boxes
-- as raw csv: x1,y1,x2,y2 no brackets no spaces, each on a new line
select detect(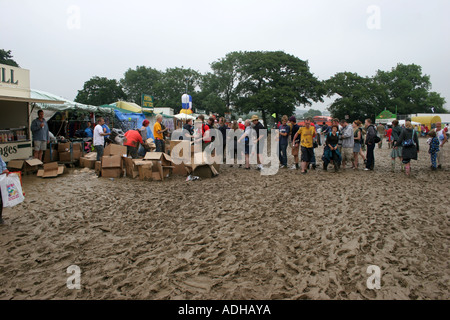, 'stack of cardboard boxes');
58,142,83,163
141,152,174,181
170,140,220,179
101,154,124,178
77,140,220,181
100,144,127,178
43,144,59,163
